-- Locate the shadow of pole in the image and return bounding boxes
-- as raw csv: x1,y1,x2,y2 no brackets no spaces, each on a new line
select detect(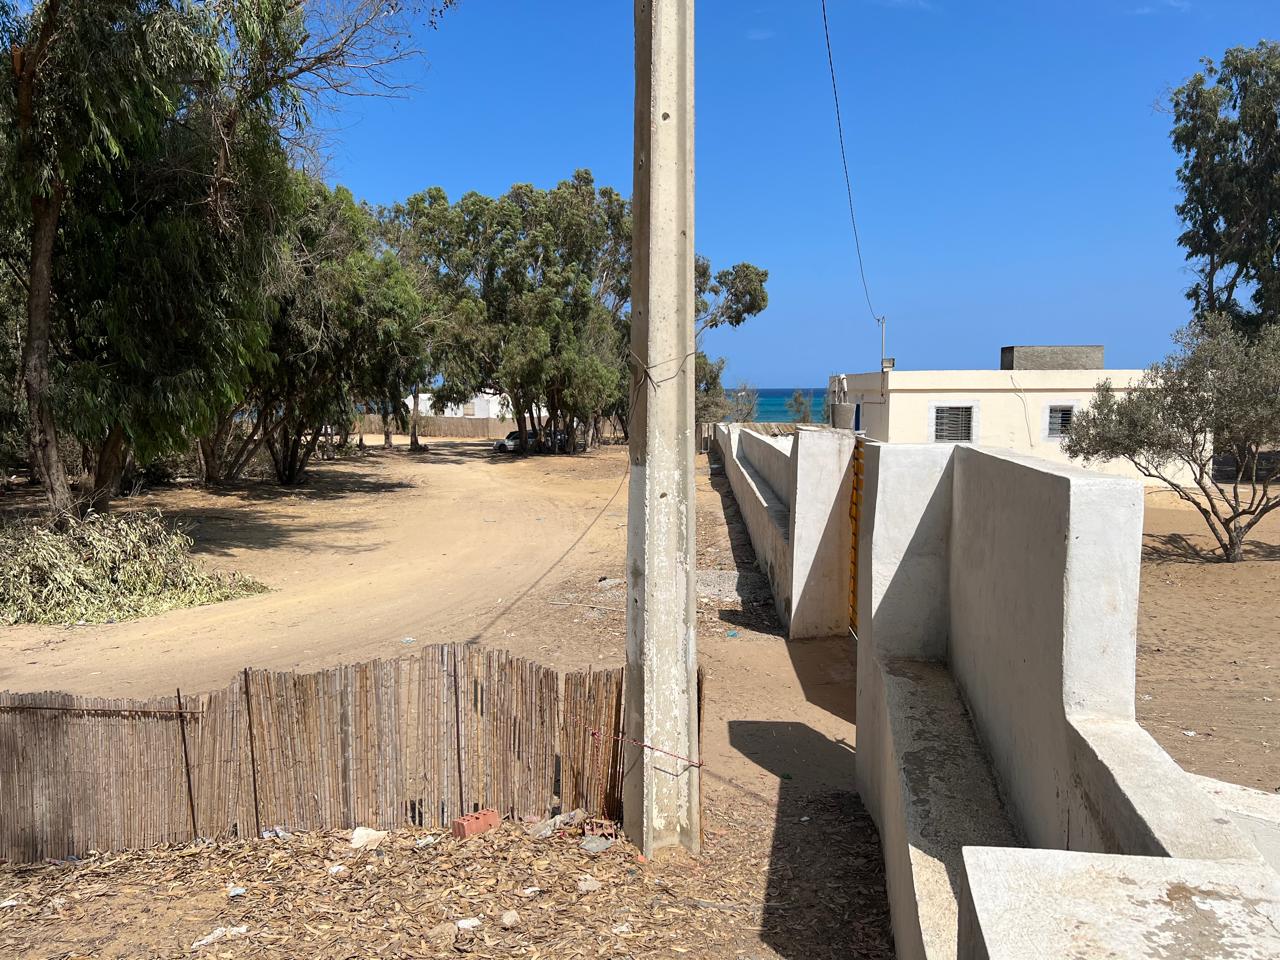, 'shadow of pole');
727,720,894,960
